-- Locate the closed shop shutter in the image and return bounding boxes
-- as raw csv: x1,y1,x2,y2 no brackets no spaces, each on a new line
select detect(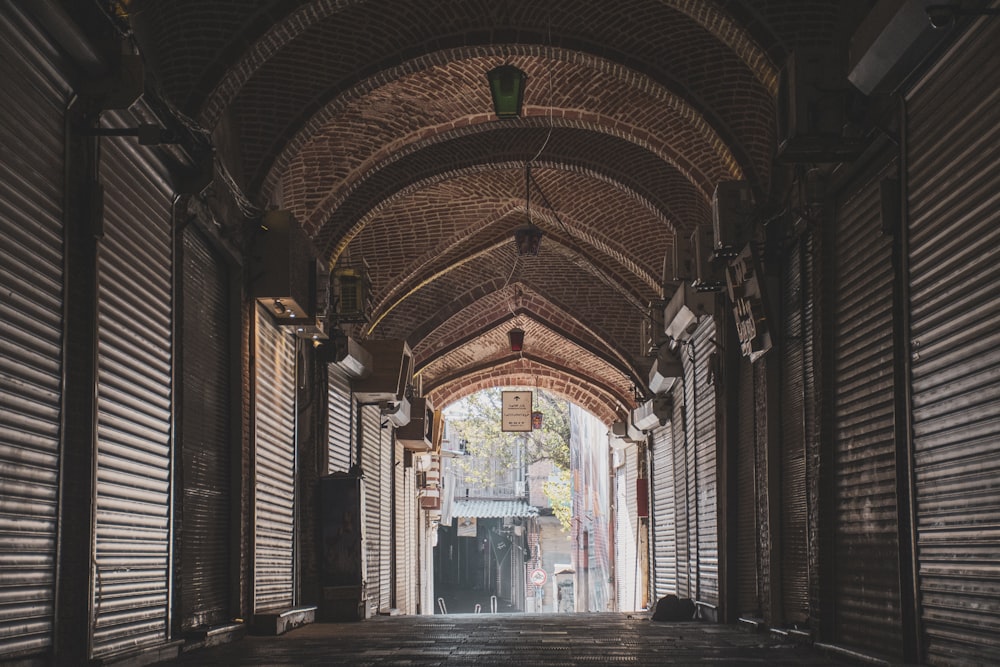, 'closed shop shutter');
614,451,636,611
179,225,231,629
735,357,759,616
93,129,173,657
672,380,689,598
360,404,383,613
692,317,718,605
403,463,417,614
830,156,901,658
253,306,296,611
394,439,404,612
781,239,809,625
0,6,69,659
650,424,676,599
380,429,393,610
906,17,1000,664
683,337,699,598
327,364,353,473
